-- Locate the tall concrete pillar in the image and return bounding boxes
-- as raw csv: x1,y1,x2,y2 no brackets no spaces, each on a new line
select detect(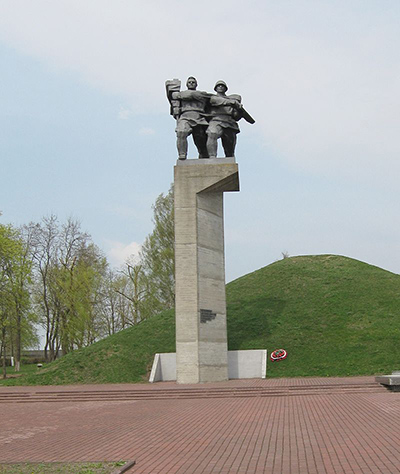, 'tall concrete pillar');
174,157,240,383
